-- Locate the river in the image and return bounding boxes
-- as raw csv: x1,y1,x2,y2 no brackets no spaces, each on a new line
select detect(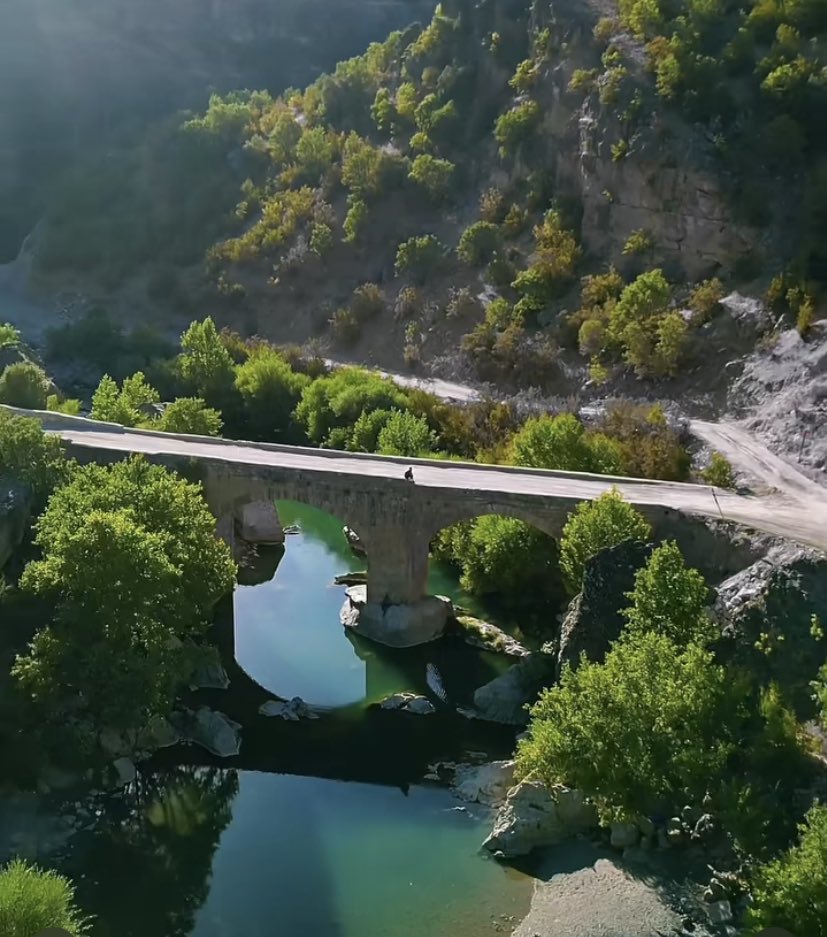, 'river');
7,502,535,937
